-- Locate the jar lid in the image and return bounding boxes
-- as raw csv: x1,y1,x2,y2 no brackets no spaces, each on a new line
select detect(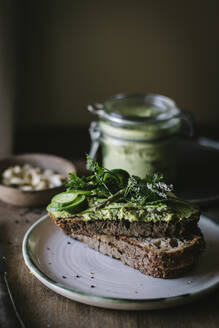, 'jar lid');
88,94,181,126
